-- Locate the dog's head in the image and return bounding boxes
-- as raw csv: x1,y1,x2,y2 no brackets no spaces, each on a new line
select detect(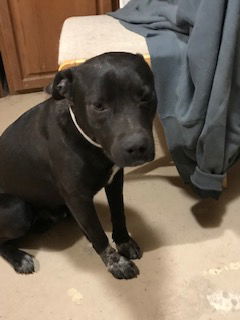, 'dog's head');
52,52,157,167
